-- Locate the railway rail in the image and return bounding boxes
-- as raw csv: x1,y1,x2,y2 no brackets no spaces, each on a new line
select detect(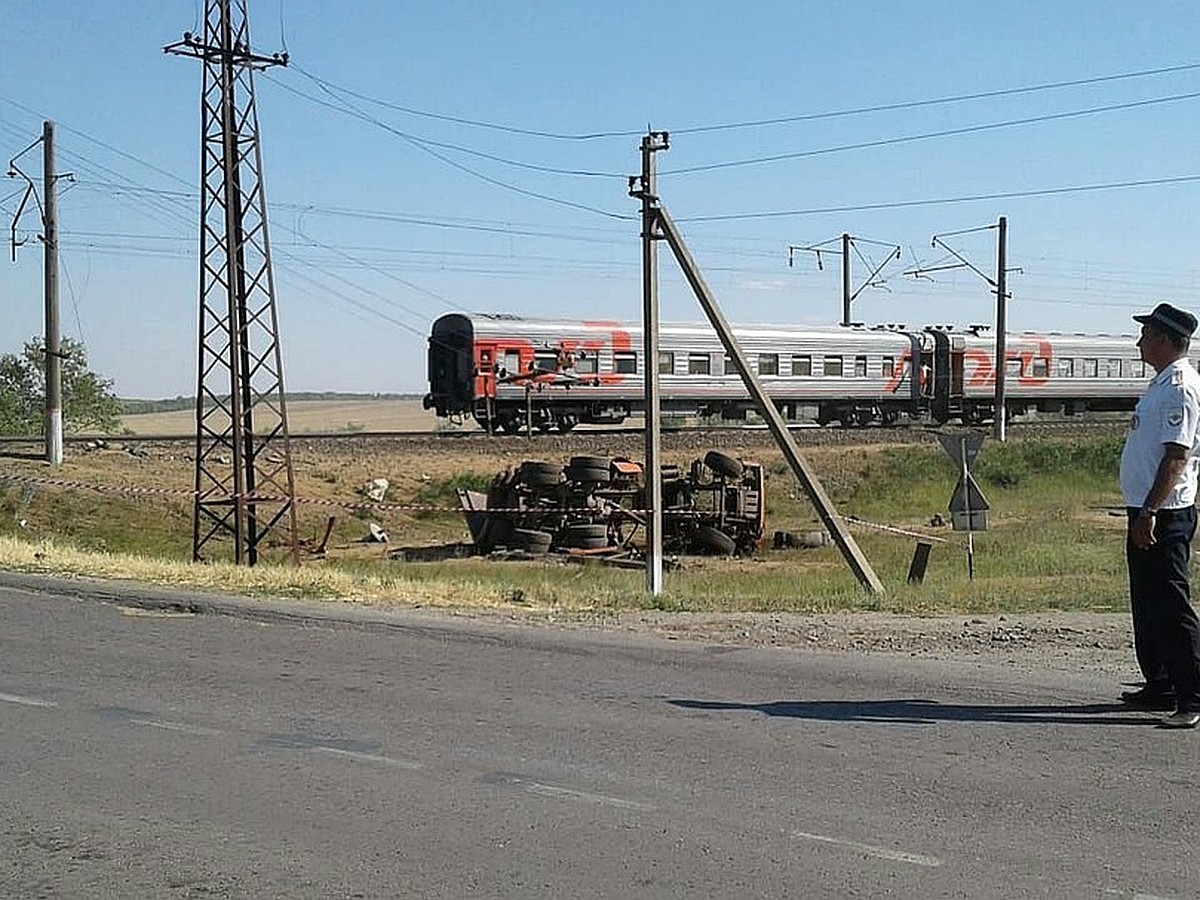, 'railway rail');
0,417,1126,455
